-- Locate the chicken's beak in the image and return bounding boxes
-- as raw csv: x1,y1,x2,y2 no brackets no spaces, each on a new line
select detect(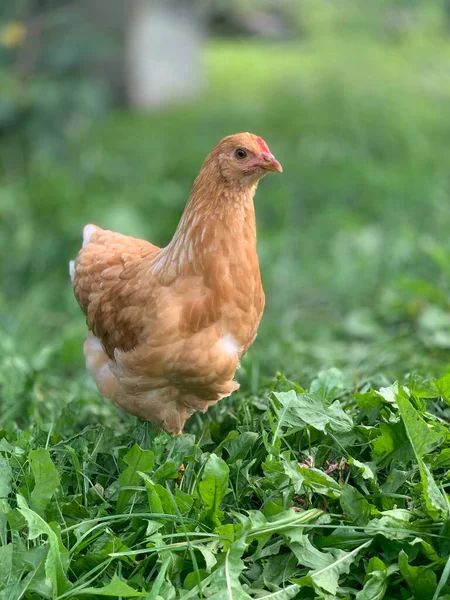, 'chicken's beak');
259,151,283,173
